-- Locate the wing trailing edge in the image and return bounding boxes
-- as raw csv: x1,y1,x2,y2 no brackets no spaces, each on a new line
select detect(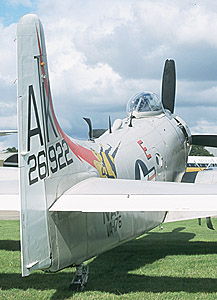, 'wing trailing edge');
49,177,217,212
